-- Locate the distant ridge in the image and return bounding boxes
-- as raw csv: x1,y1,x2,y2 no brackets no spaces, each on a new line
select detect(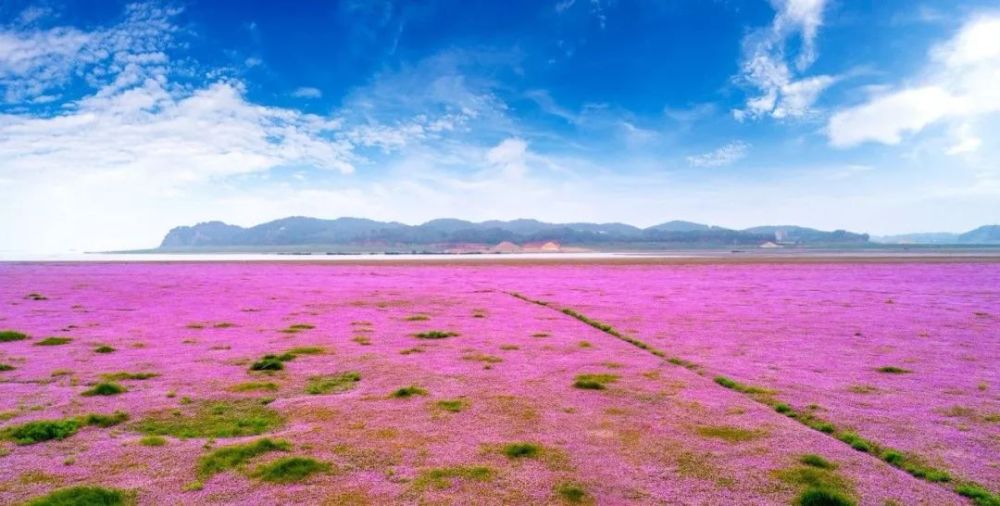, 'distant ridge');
872,225,1000,245
156,217,875,252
